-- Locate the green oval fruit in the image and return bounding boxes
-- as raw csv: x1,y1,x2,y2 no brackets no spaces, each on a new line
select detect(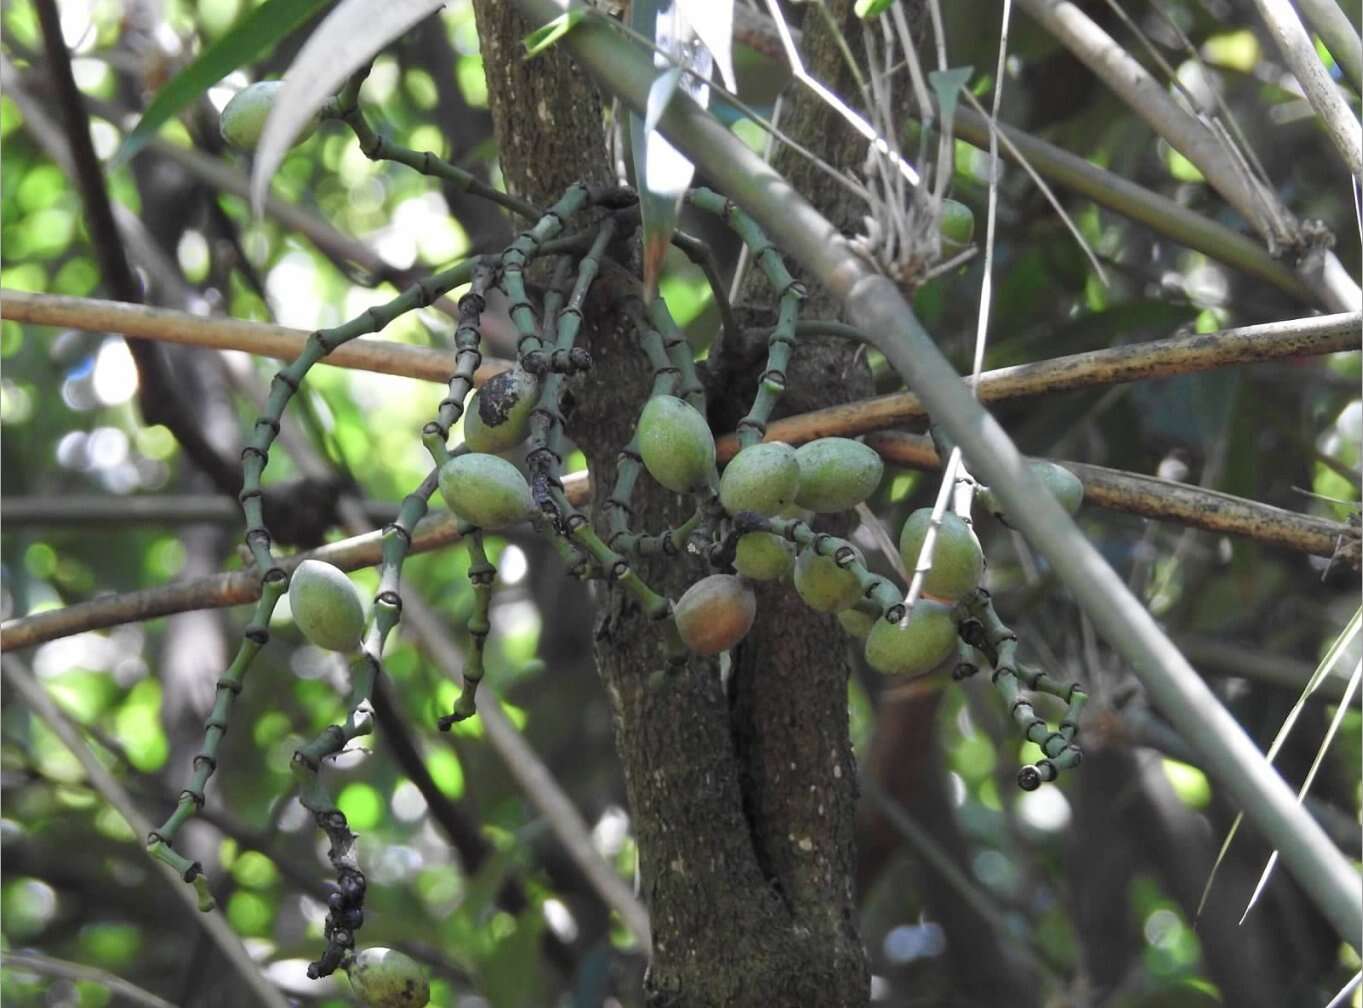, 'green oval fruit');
288,559,365,652
837,607,876,640
719,442,800,516
438,453,532,530
1029,460,1084,516
219,81,317,152
734,532,795,581
638,395,717,493
981,461,1085,527
794,437,884,513
674,574,757,655
464,368,538,453
864,601,958,676
898,509,984,602
793,545,864,613
939,198,975,245
346,947,430,1008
